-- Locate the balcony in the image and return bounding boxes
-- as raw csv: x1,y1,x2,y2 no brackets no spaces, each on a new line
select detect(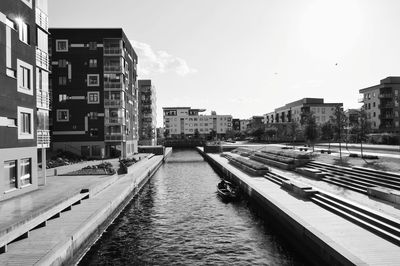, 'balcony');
36,90,50,110
35,7,48,31
104,99,124,108
104,65,123,73
104,48,123,56
380,113,394,119
380,103,394,109
104,81,123,89
105,117,125,125
379,93,393,99
36,48,49,71
105,134,126,142
37,130,50,148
